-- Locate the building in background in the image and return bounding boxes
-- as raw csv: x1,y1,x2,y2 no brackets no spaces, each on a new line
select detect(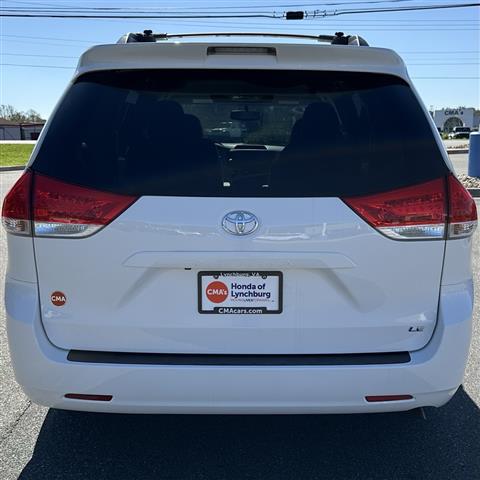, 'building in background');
432,108,480,133
0,118,21,140
0,118,45,140
20,122,45,140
